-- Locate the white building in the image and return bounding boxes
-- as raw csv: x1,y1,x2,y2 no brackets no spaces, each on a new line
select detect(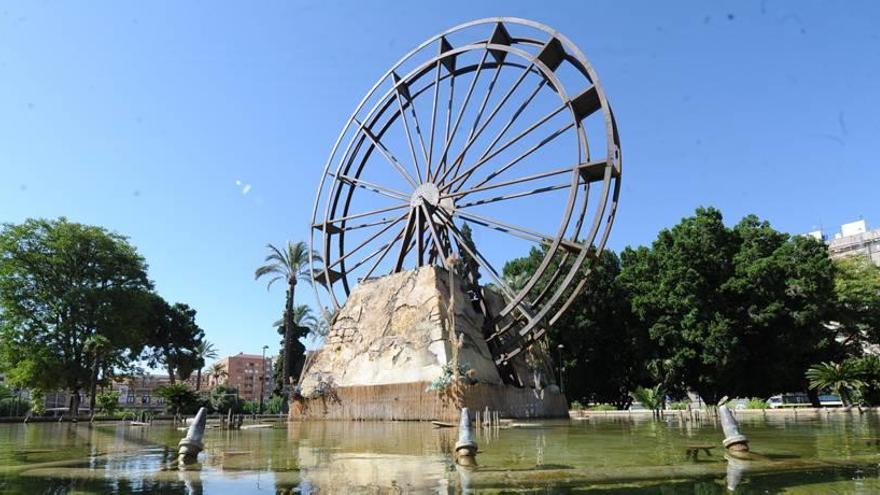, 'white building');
809,219,880,266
